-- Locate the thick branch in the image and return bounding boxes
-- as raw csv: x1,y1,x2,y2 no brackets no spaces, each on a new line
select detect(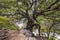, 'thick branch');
34,0,60,19
47,0,60,9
